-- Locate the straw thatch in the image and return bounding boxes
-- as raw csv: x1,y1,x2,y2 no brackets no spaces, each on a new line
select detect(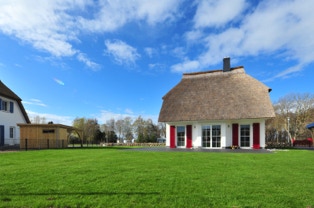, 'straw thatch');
158,67,275,122
0,80,30,123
